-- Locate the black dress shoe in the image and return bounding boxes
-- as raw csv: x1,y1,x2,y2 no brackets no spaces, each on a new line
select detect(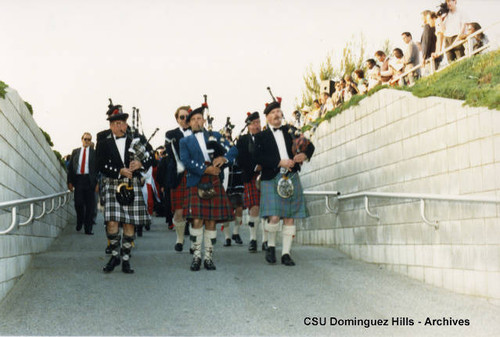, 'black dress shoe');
223,238,231,247
105,246,112,255
85,231,94,235
103,256,120,273
265,247,276,264
145,224,151,231
281,254,296,266
189,247,194,254
190,257,201,271
136,226,143,237
232,234,243,244
248,240,257,253
262,241,268,251
76,224,83,231
121,260,135,274
204,259,216,270
174,243,183,252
